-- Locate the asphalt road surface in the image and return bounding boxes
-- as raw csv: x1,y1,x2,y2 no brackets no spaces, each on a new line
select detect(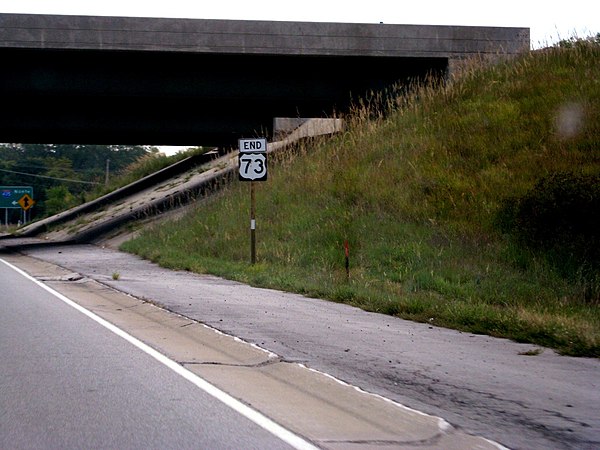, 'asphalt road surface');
5,244,600,450
0,259,307,450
